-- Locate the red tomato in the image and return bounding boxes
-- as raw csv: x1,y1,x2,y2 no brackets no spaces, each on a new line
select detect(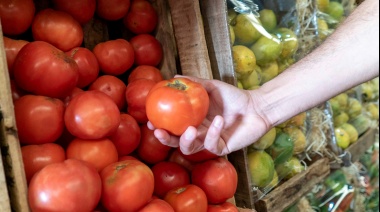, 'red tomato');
118,155,139,162
14,95,64,145
13,41,79,99
151,161,191,198
128,65,163,83
3,36,28,77
168,148,197,171
164,184,208,212
10,79,27,102
52,0,96,25
180,149,219,163
21,143,65,183
207,202,239,212
28,159,101,212
100,160,154,212
0,0,35,35
88,75,127,110
125,78,157,123
138,199,175,212
64,90,120,140
96,0,130,20
109,113,141,156
130,34,163,66
146,77,209,136
63,87,84,107
66,47,99,88
66,138,119,172
137,125,172,164
191,157,238,204
123,0,158,34
93,39,135,76
32,9,83,51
